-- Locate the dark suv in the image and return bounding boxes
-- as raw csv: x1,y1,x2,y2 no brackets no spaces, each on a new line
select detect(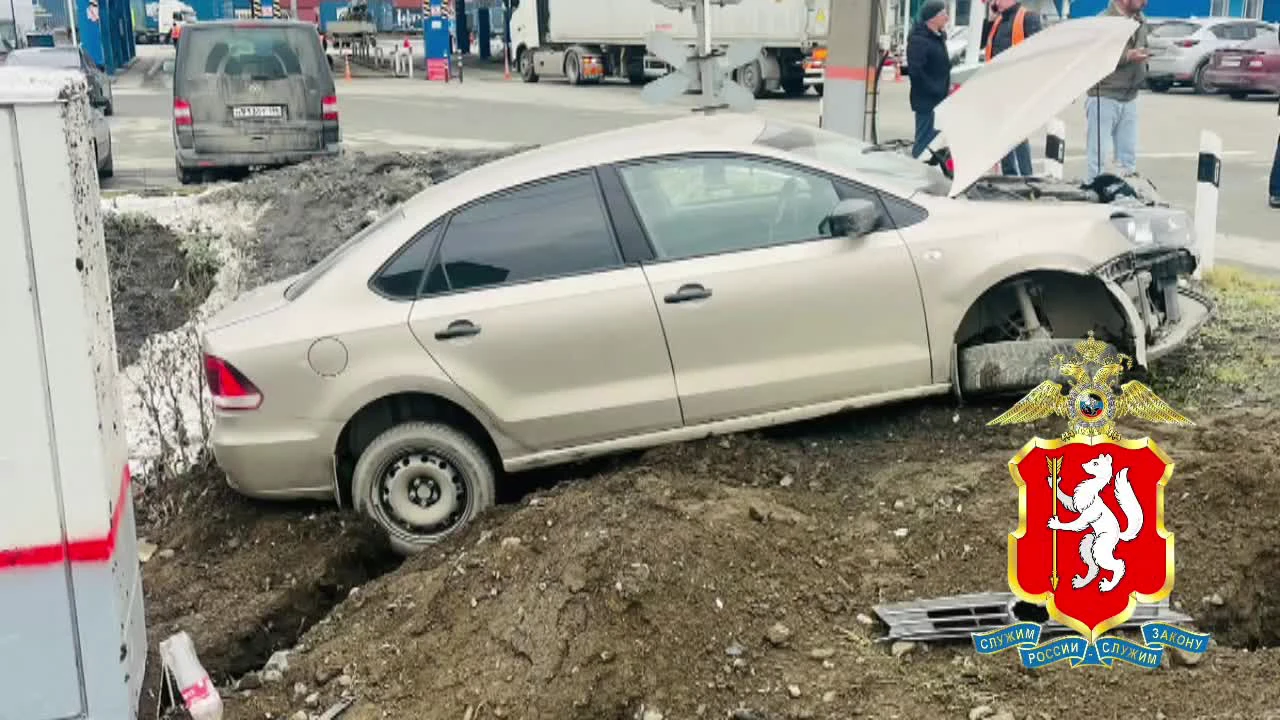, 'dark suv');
172,20,341,184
